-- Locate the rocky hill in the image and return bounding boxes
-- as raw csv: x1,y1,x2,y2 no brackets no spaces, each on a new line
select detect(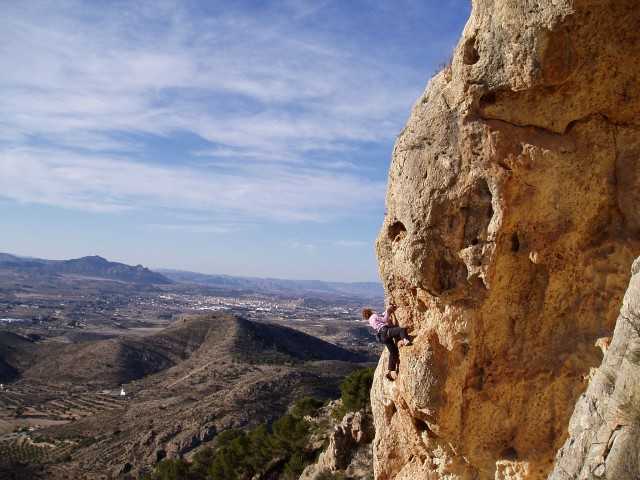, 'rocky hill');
16,315,365,387
0,253,171,285
372,1,640,479
0,314,371,478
